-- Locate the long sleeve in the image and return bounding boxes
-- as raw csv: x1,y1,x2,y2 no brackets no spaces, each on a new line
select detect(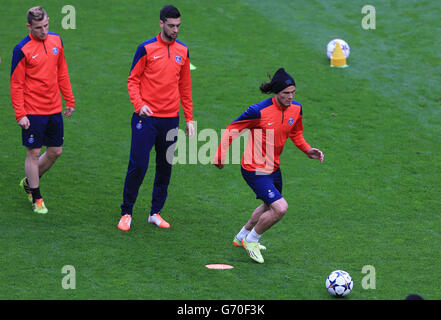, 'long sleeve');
127,45,147,113
289,114,311,154
213,105,261,165
57,43,75,107
10,45,27,122
178,49,193,122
